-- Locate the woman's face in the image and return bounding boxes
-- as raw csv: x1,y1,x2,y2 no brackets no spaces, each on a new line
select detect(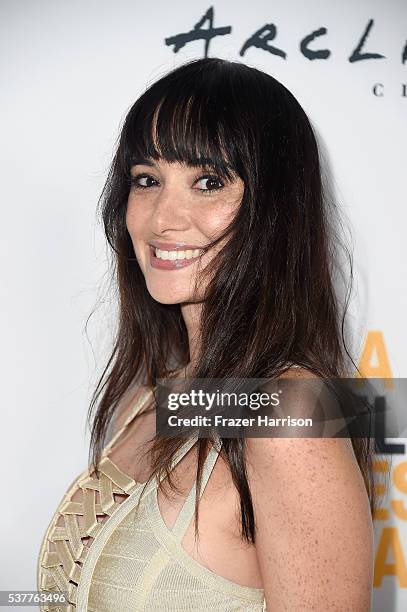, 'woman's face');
126,158,244,304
